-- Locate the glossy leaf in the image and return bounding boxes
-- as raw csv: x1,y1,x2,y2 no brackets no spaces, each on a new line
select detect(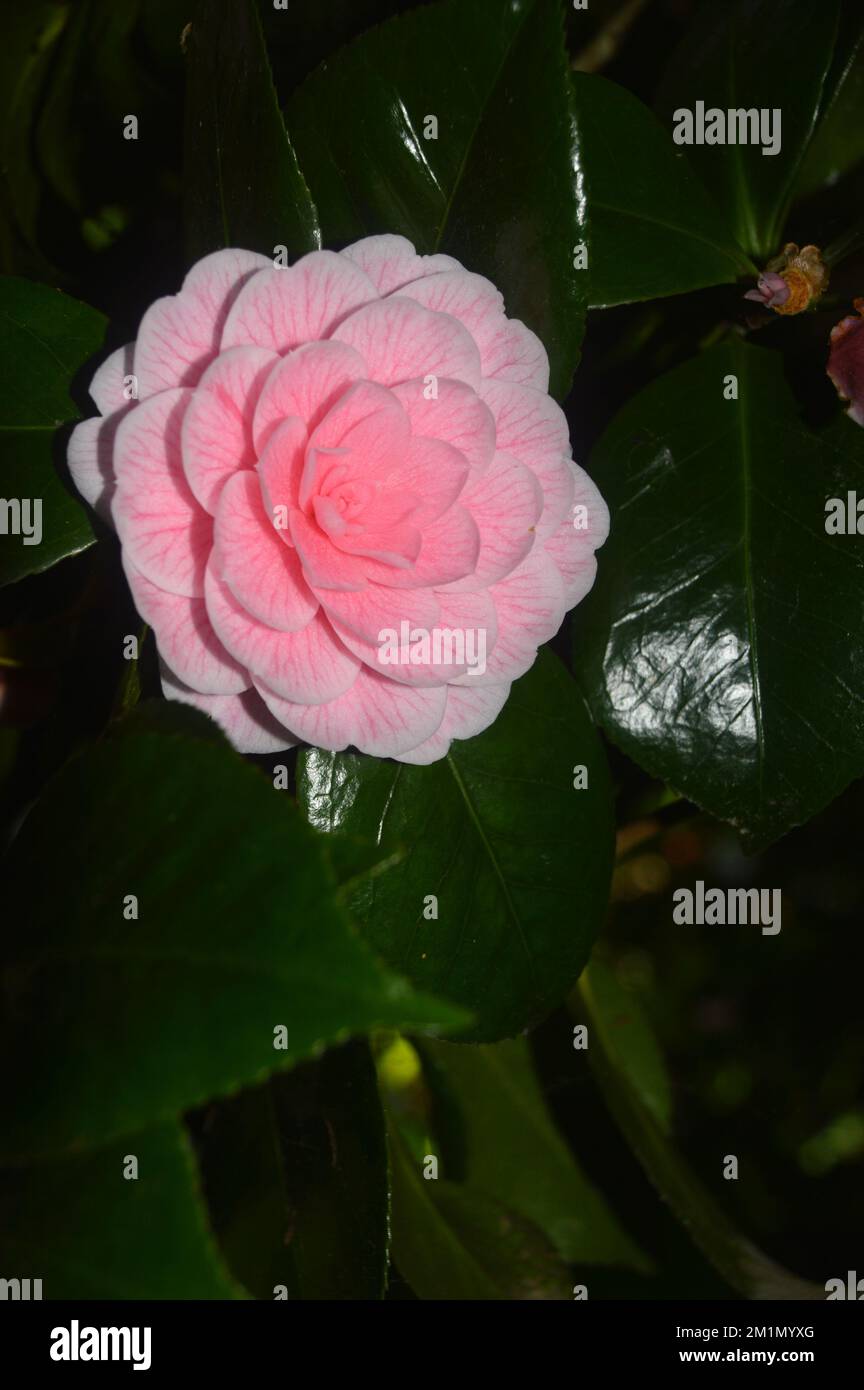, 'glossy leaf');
419,1036,650,1269
0,1121,242,1299
0,702,468,1160
299,651,614,1042
574,73,753,308
387,1120,571,1300
794,9,864,199
574,339,864,851
192,1041,388,1300
0,275,105,586
287,0,586,399
655,0,842,258
183,0,320,263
